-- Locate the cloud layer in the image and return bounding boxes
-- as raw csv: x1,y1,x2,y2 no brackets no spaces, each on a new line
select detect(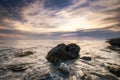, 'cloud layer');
0,0,120,39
